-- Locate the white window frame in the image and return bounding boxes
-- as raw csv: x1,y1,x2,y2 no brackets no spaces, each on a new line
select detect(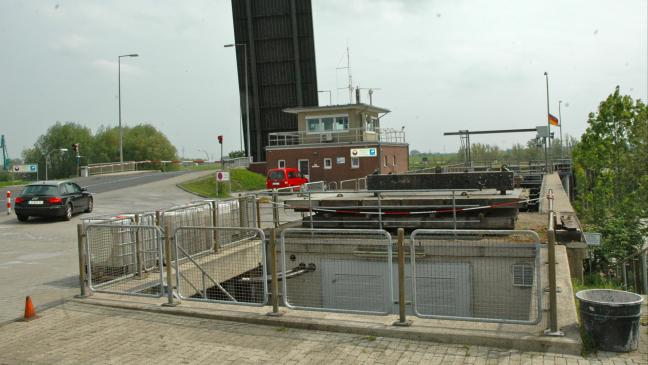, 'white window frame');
392,155,396,166
278,160,286,168
384,155,388,167
323,158,332,170
305,114,349,134
351,157,360,169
